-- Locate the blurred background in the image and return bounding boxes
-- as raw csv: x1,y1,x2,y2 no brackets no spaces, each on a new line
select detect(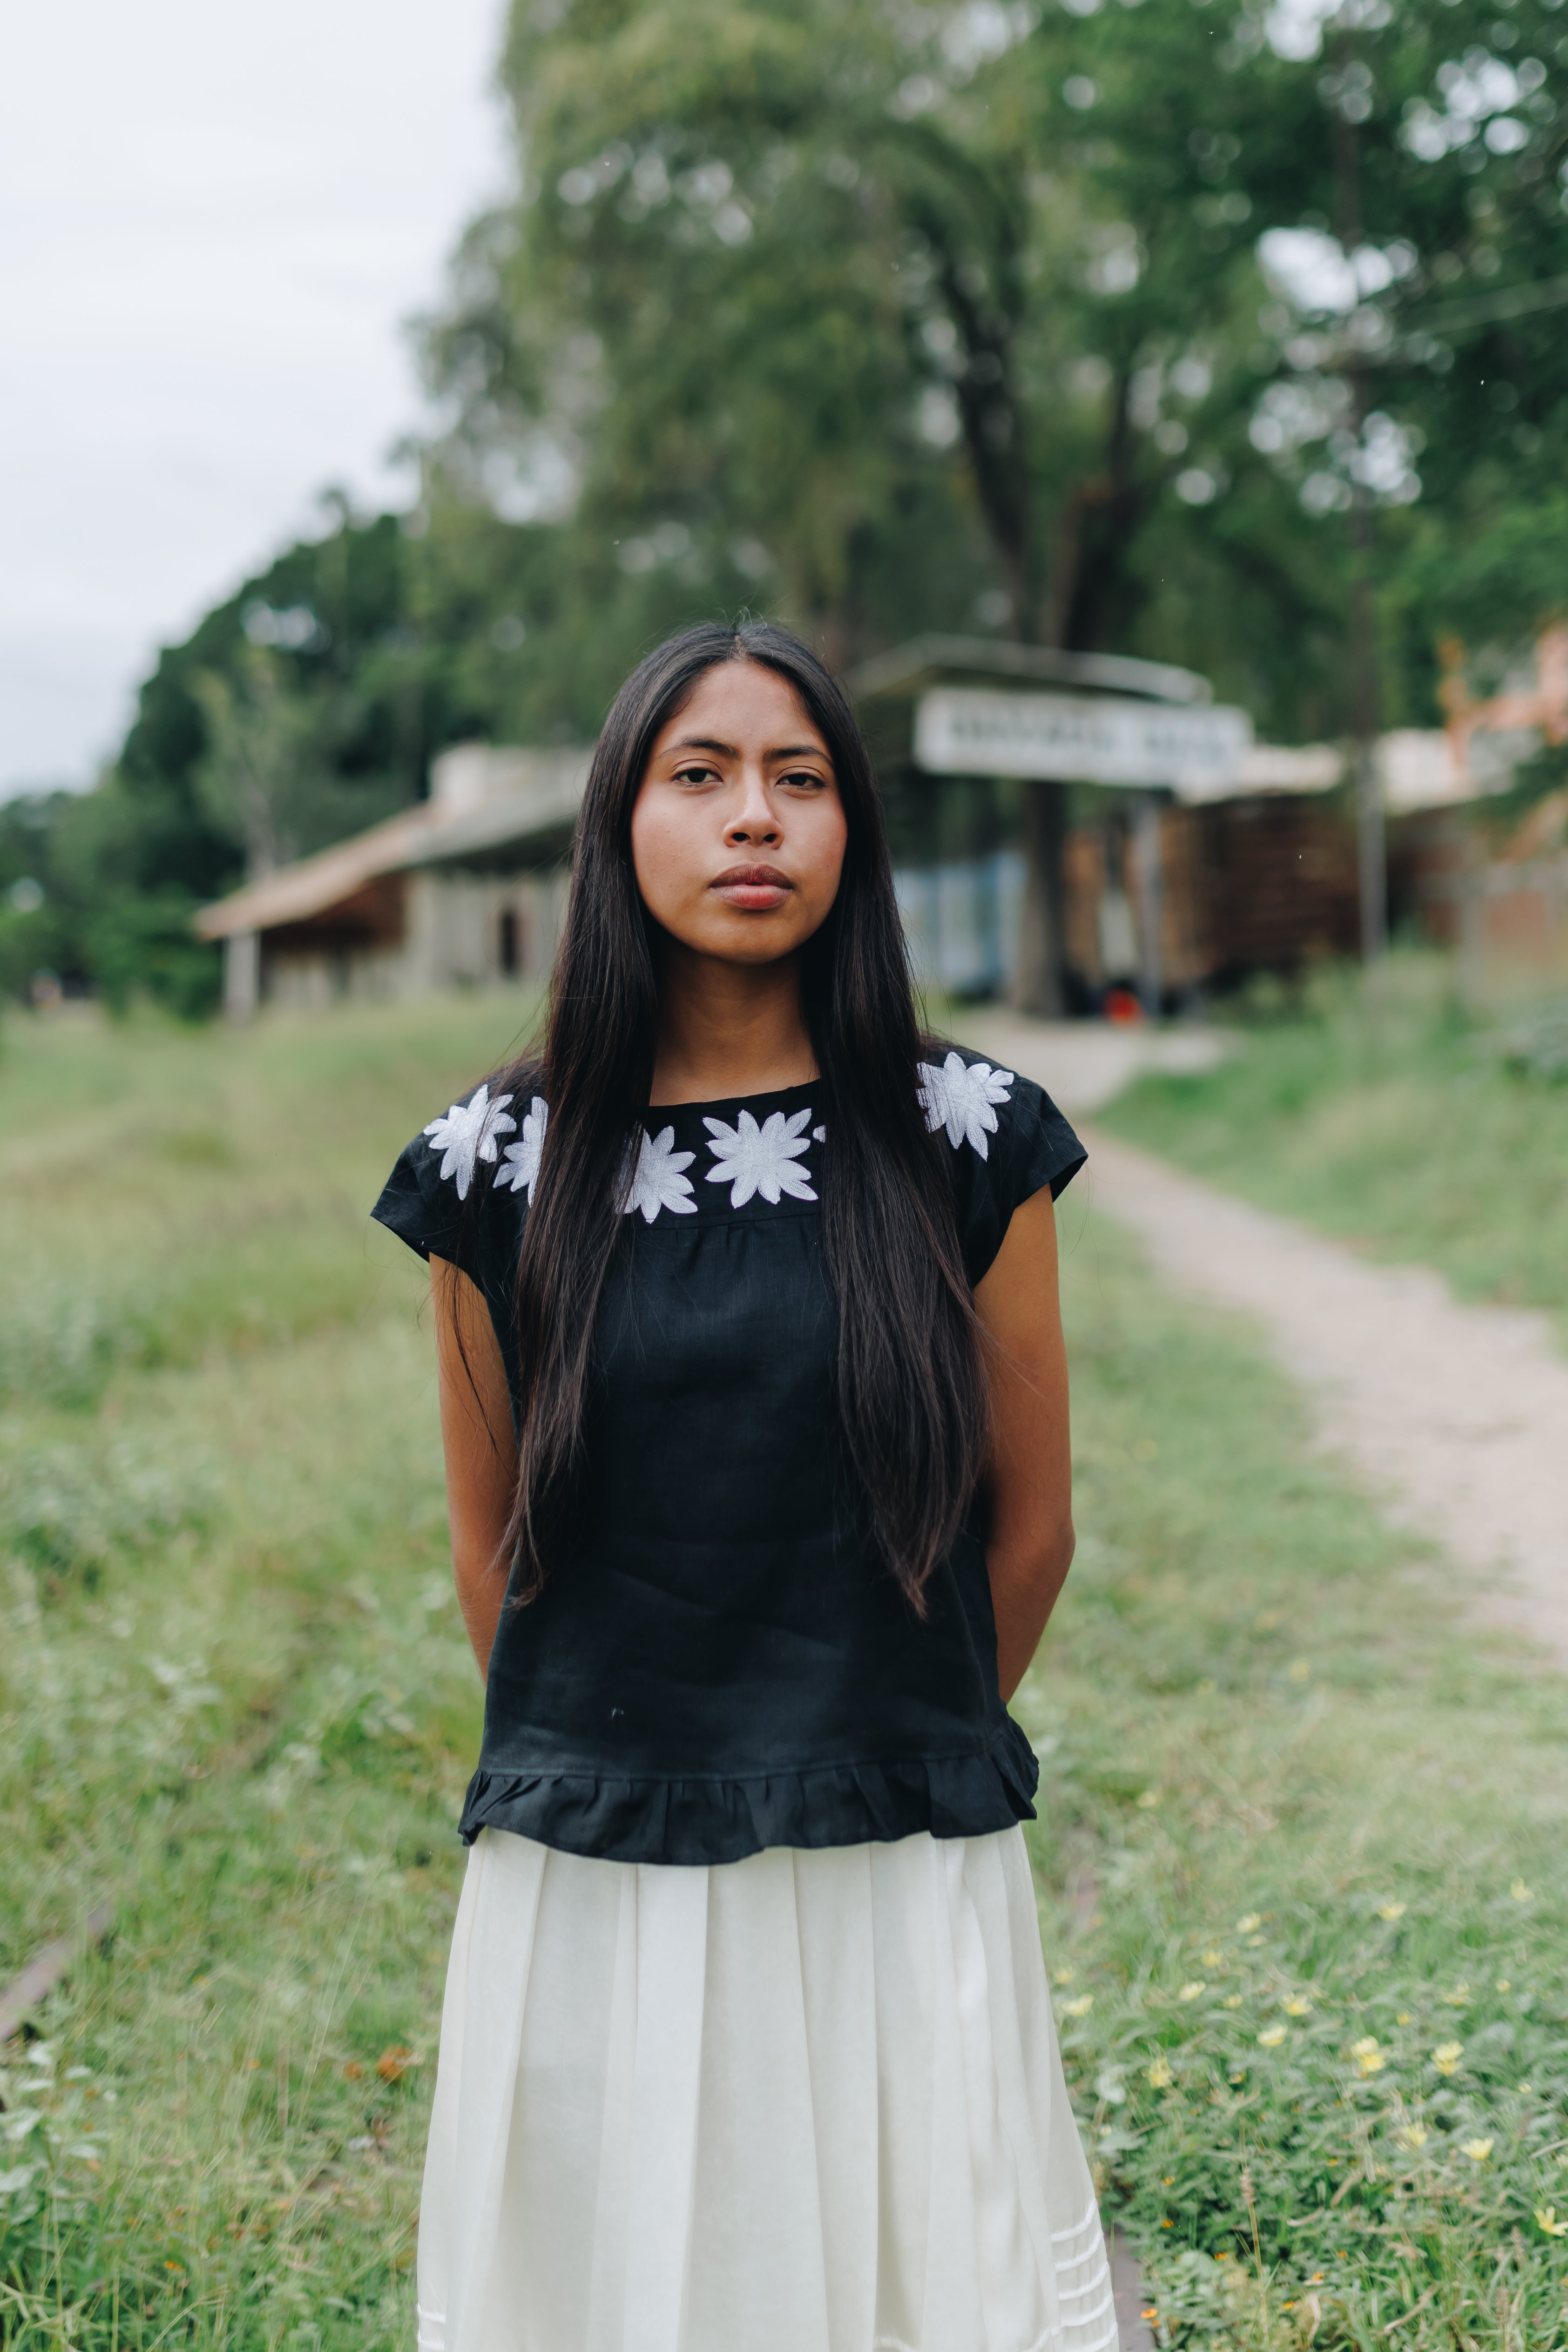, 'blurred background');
5,0,1568,1024
5,5,1568,2348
